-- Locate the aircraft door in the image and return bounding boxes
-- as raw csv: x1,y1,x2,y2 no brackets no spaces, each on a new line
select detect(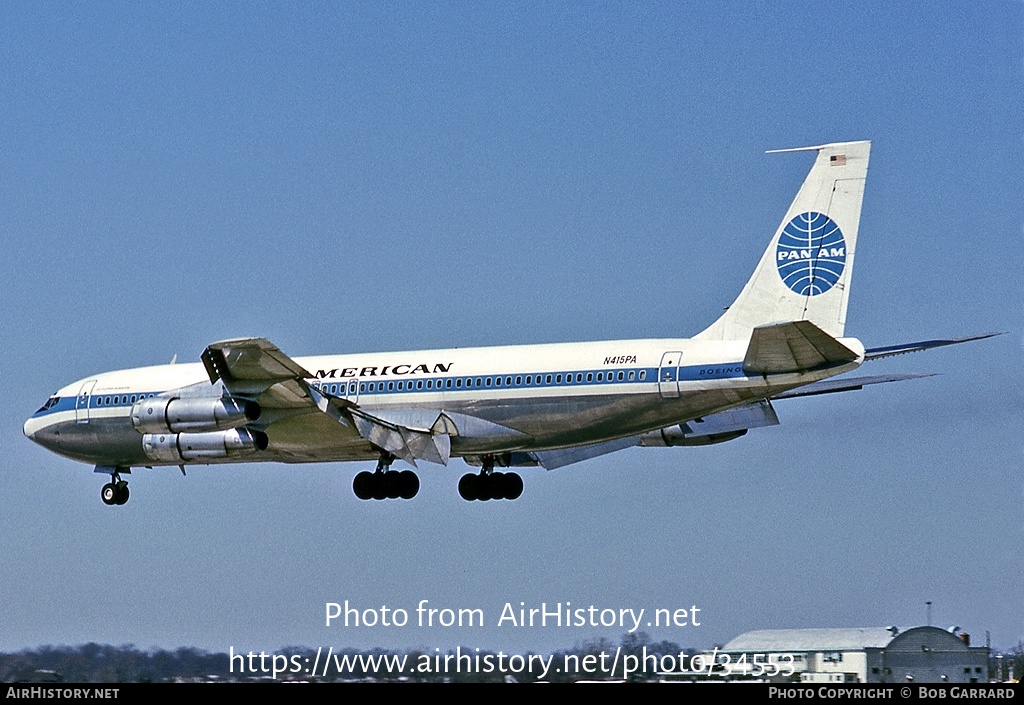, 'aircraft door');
658,352,682,399
75,380,97,423
345,378,359,404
